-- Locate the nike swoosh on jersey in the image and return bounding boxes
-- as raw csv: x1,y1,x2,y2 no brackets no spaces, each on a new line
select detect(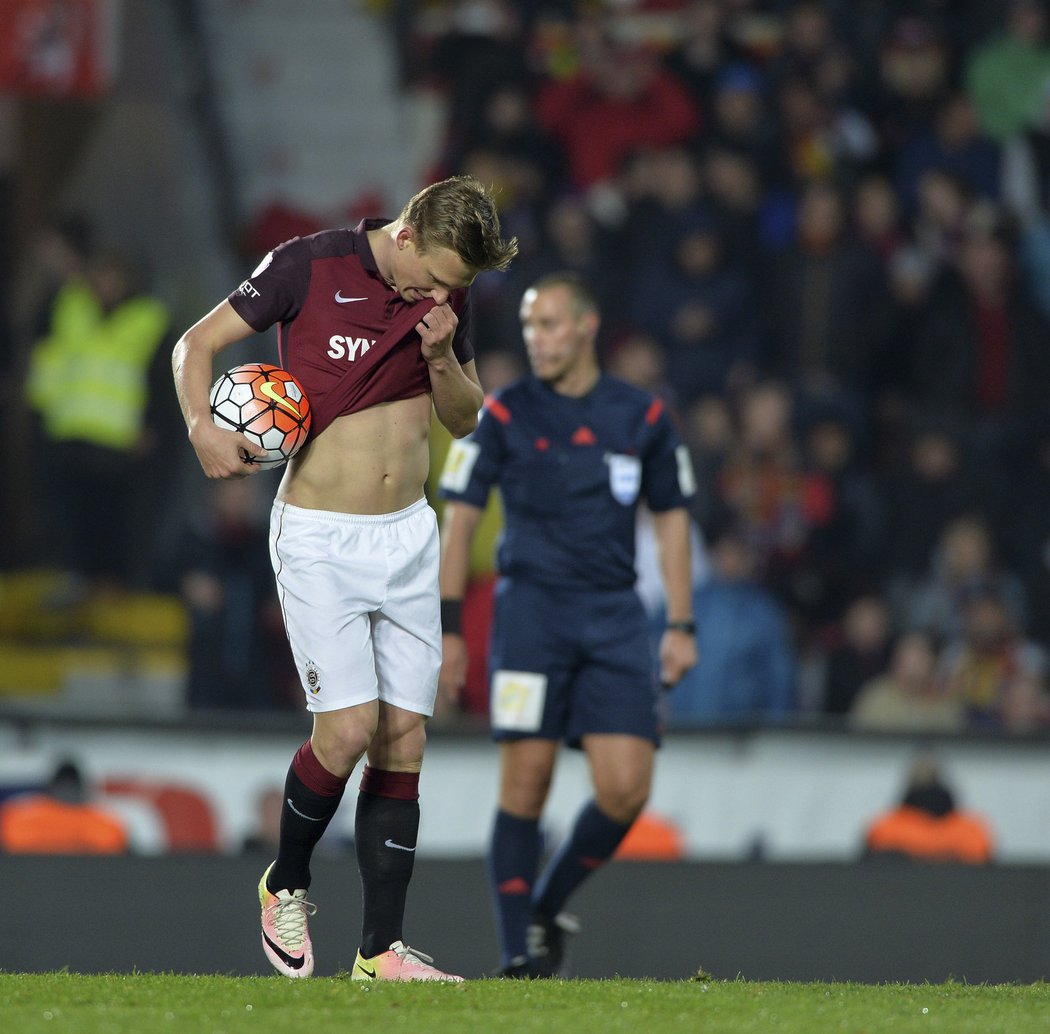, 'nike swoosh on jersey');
384,839,416,852
260,382,303,418
335,291,368,303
